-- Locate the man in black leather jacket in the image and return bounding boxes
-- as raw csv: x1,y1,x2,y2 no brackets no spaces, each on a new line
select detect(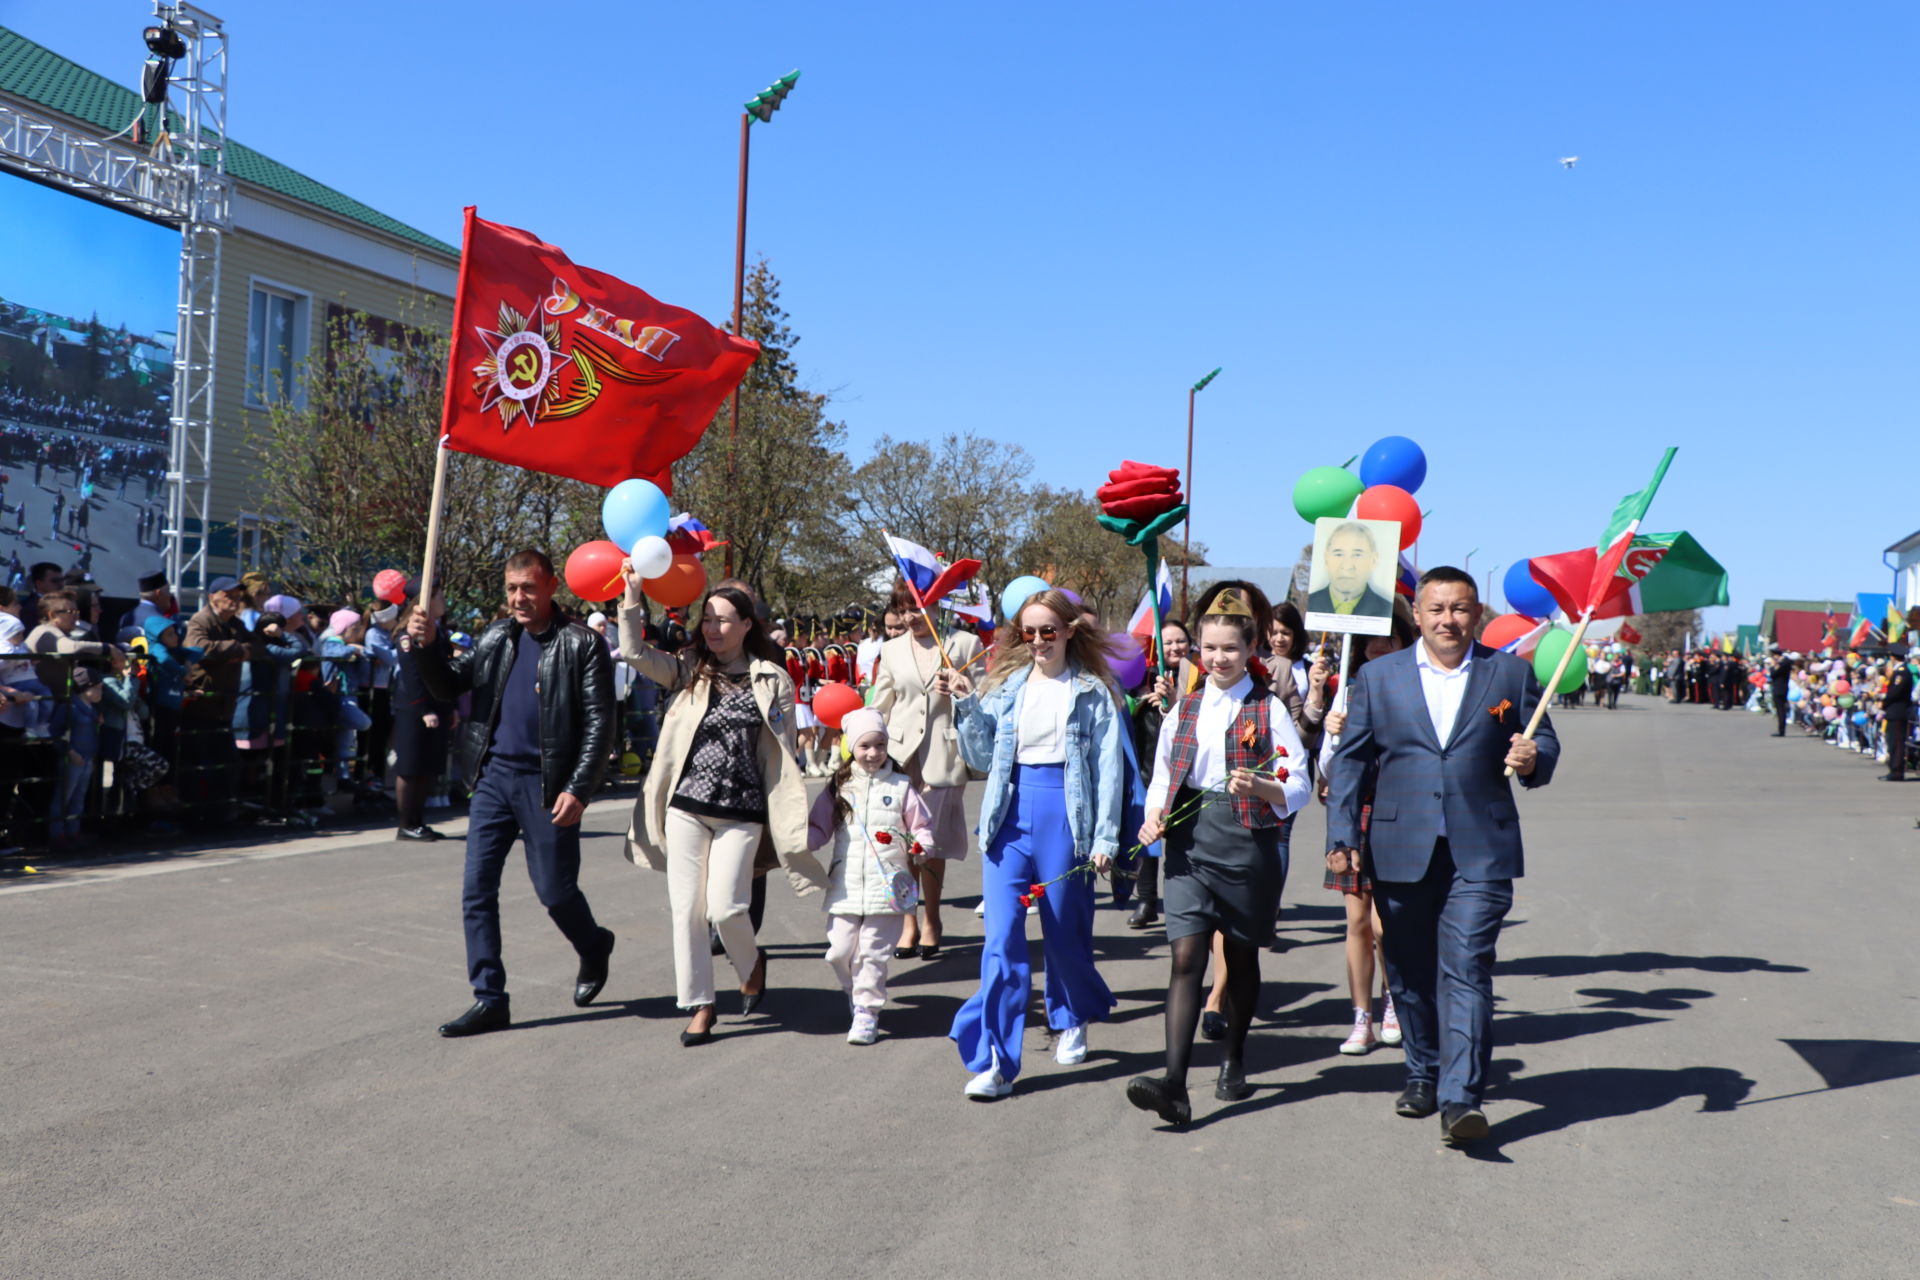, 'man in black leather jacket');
411,549,617,1037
